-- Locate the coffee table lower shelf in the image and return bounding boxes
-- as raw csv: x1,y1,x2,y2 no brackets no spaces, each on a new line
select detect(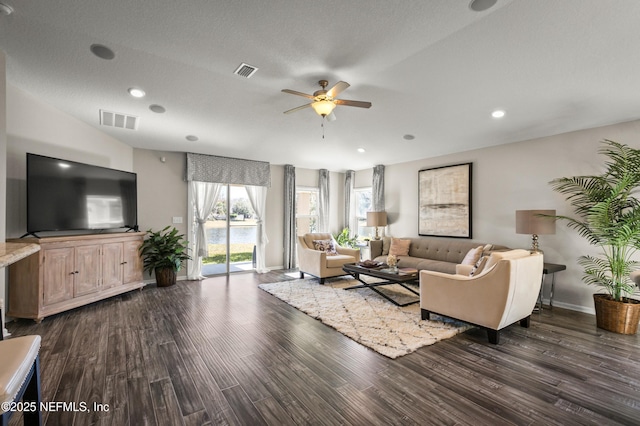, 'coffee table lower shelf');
342,263,420,307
